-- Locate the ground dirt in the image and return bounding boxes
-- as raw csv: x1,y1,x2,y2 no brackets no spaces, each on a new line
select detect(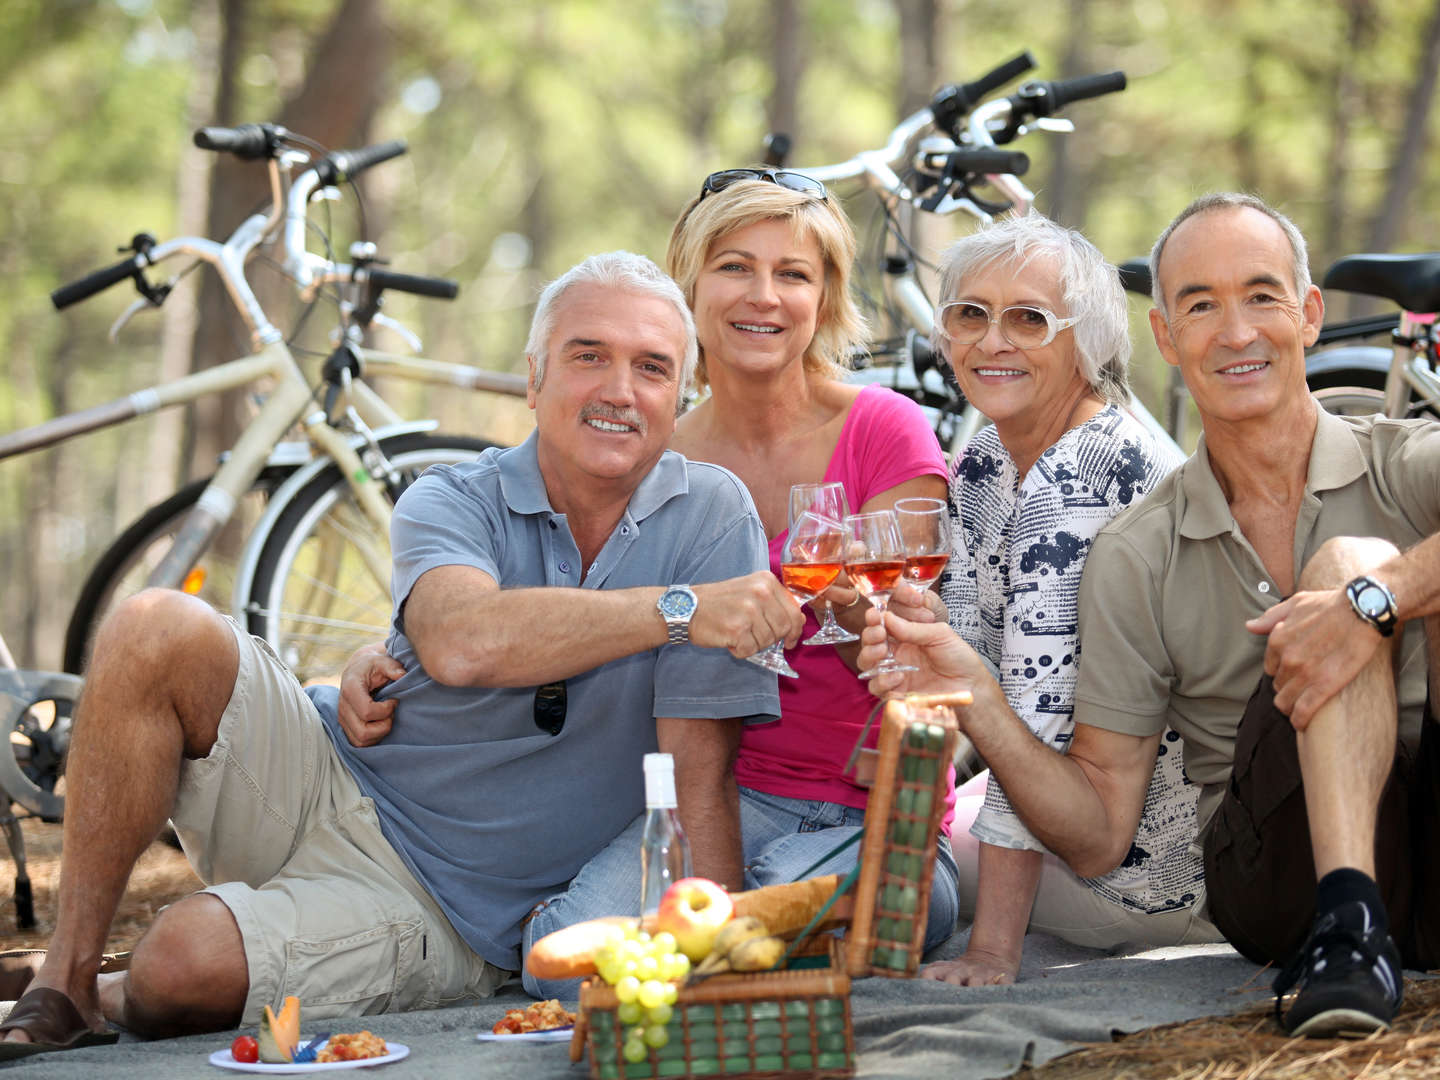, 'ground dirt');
0,817,199,954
